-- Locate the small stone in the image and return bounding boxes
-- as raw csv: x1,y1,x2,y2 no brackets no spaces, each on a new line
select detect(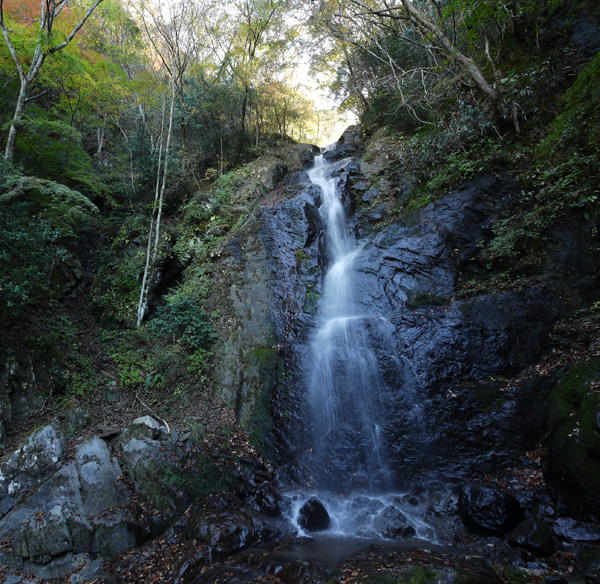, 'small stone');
131,416,160,439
